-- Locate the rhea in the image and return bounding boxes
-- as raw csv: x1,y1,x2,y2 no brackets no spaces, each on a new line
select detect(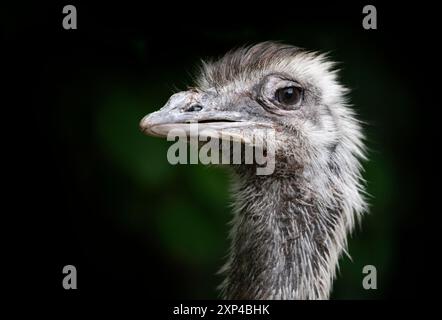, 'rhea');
140,42,367,299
